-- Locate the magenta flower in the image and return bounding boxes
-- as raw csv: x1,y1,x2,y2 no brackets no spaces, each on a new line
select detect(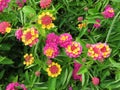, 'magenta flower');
15,28,23,41
16,0,26,7
102,5,115,18
40,0,52,9
93,19,101,29
46,33,59,45
69,86,73,90
43,43,59,58
0,0,10,12
6,82,27,90
72,61,82,81
77,16,83,22
65,41,82,58
59,33,73,48
92,77,100,86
